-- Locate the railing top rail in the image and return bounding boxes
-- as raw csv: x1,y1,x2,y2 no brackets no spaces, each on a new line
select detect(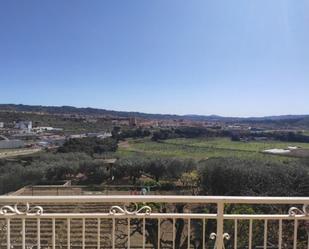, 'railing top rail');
0,195,309,204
